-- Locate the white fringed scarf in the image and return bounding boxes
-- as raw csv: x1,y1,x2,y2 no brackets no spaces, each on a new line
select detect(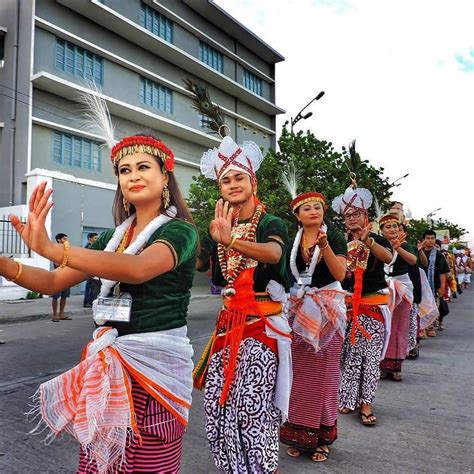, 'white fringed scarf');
290,224,327,298
93,207,176,324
